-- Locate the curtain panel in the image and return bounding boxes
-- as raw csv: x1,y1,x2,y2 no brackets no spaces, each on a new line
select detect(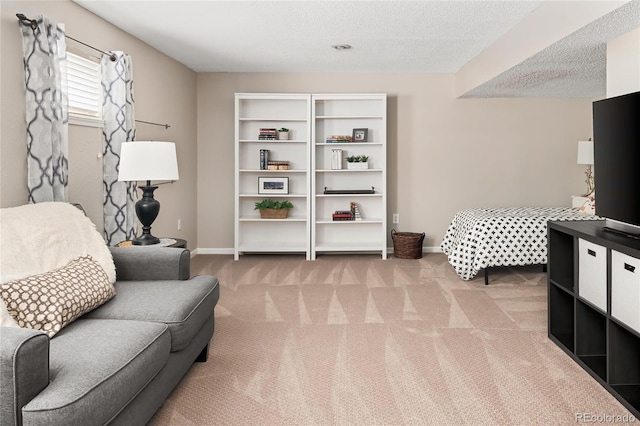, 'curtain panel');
19,15,69,203
102,52,137,246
